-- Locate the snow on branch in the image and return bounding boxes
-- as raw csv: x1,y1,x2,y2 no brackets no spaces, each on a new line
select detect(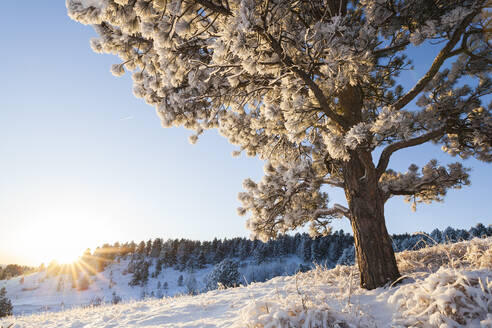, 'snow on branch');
376,128,446,178
238,161,348,241
391,5,483,111
67,0,491,235
379,160,470,210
